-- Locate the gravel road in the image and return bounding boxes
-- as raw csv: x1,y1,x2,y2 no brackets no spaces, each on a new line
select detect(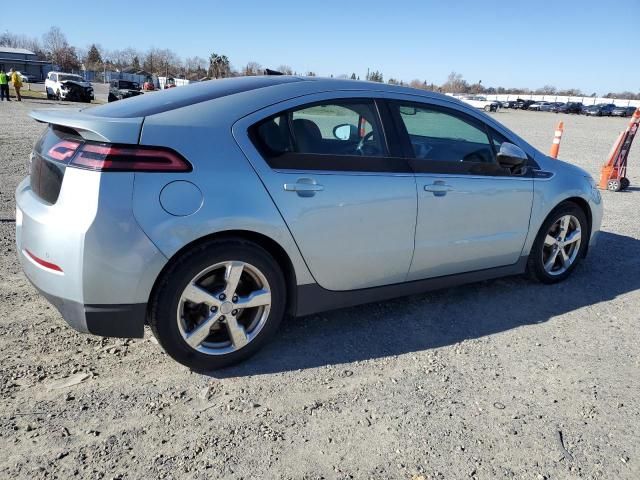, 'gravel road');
1,100,639,479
